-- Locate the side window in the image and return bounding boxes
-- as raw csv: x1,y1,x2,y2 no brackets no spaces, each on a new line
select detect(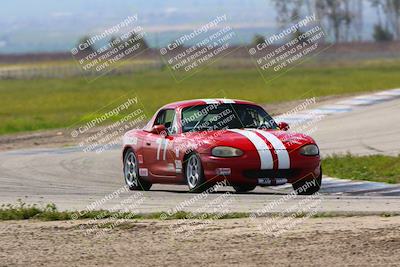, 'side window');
154,109,176,134
154,110,166,126
246,108,261,127
169,112,179,134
